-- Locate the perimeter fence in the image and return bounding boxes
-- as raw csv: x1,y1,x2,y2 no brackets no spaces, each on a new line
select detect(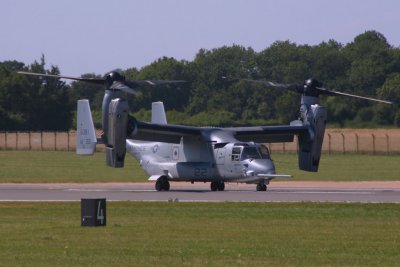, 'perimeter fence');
0,129,399,154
